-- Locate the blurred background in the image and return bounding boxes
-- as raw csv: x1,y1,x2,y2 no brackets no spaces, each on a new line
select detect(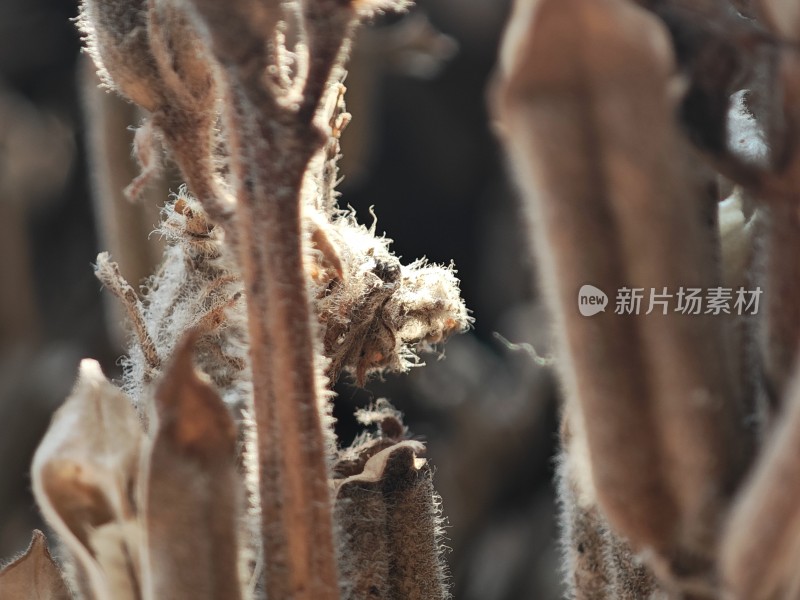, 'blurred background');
0,0,564,597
